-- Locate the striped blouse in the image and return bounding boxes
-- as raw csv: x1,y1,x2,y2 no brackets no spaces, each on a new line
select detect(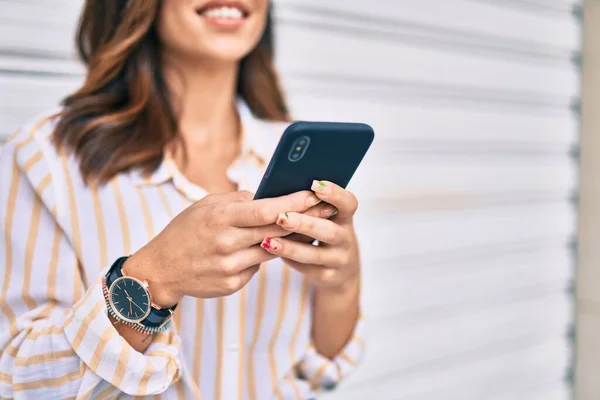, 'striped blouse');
0,101,365,400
